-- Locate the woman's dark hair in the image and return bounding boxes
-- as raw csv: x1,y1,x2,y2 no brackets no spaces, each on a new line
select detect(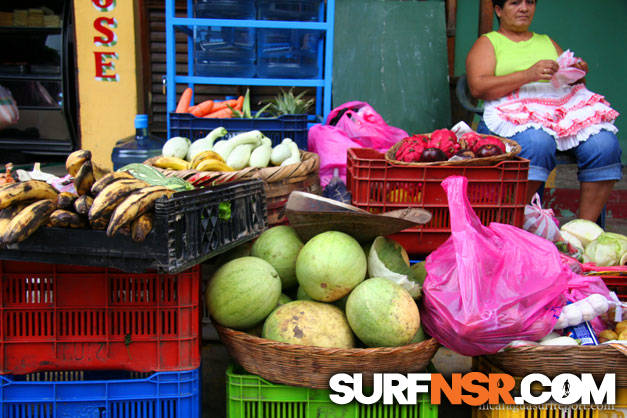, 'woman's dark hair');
492,0,537,8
